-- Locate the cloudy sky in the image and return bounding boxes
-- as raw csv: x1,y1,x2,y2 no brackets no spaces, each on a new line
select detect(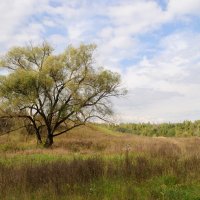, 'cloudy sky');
0,0,200,123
